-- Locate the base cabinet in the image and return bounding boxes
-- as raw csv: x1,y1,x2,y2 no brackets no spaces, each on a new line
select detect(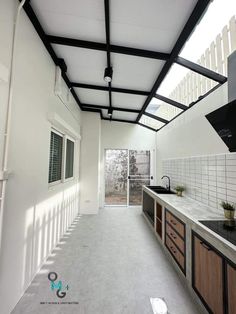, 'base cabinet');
192,234,224,314
227,263,236,314
192,232,236,314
